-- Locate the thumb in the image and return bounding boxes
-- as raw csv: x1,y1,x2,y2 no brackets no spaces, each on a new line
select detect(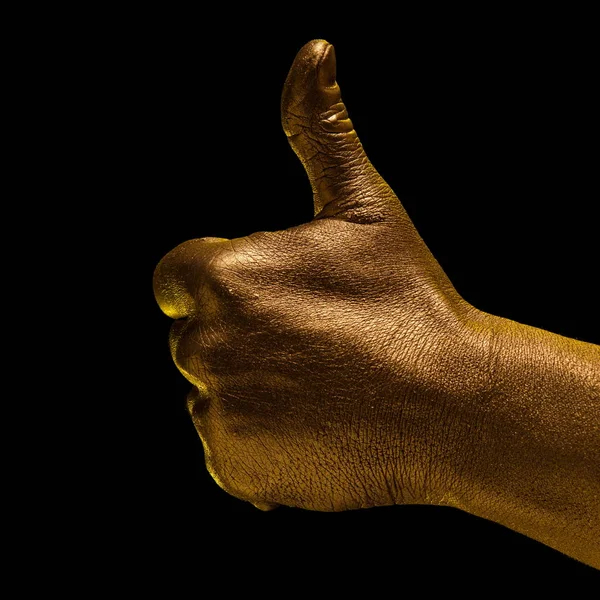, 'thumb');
281,39,400,223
